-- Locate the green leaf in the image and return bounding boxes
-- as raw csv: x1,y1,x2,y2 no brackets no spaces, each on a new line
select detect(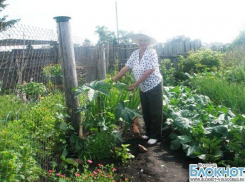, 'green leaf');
170,139,181,150
205,125,228,135
62,148,68,157
187,145,201,157
59,123,68,131
178,135,192,144
88,89,98,101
